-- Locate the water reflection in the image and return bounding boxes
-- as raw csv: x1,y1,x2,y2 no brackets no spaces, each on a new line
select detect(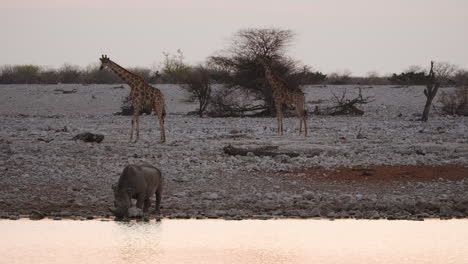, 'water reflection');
113,221,164,263
1,219,468,264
